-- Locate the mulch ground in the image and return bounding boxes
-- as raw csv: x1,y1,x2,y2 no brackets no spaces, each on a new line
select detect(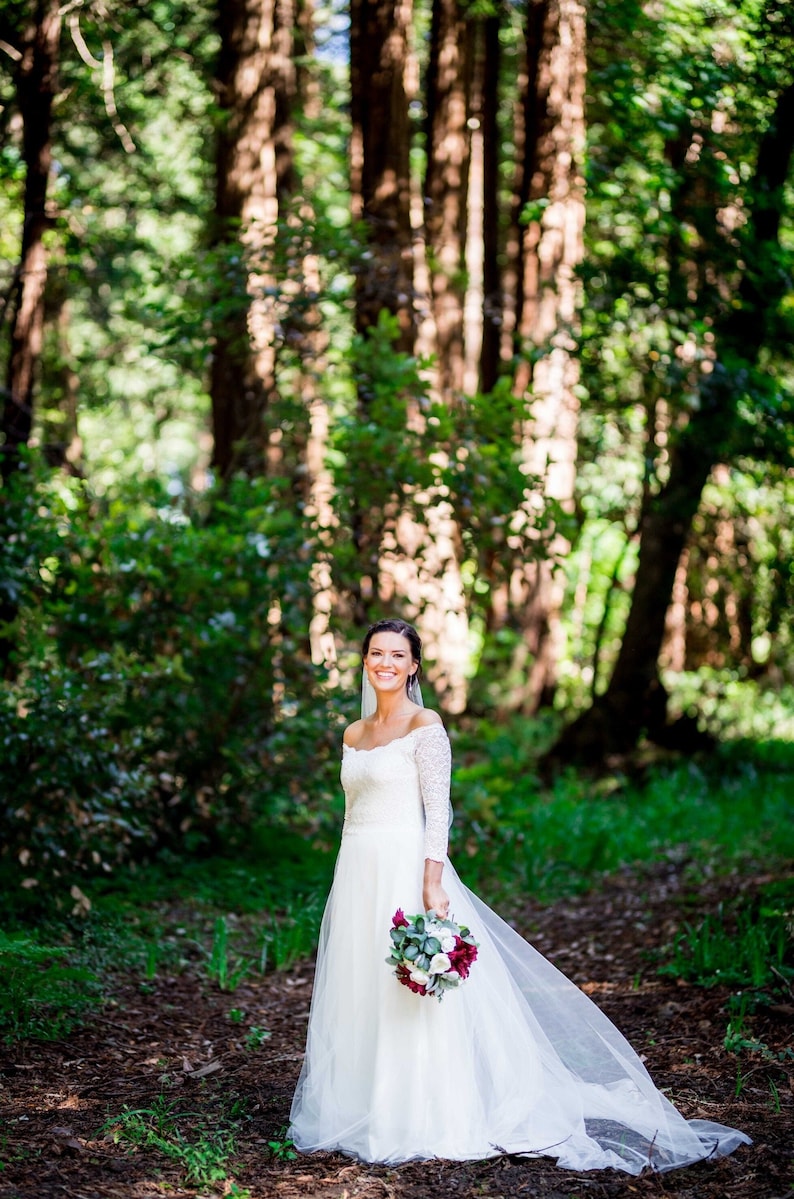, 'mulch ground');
1,860,792,1199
